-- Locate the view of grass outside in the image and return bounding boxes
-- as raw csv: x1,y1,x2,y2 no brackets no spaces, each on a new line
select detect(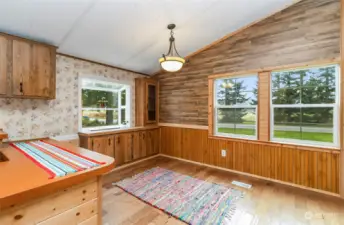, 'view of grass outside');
216,66,337,144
